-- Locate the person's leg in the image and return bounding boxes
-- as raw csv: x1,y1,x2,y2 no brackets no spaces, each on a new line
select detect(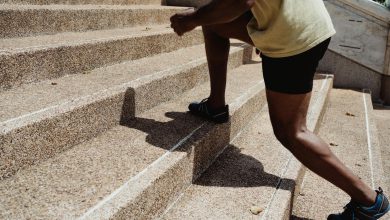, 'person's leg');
201,11,254,109
266,90,377,206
